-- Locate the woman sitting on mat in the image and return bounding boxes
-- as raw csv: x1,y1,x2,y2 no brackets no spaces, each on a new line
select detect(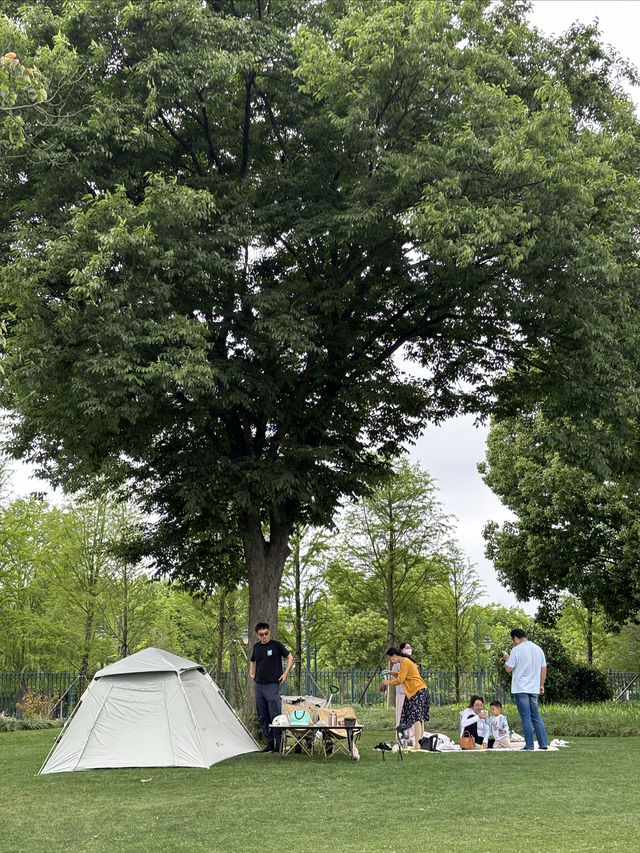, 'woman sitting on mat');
460,695,490,749
382,647,430,747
